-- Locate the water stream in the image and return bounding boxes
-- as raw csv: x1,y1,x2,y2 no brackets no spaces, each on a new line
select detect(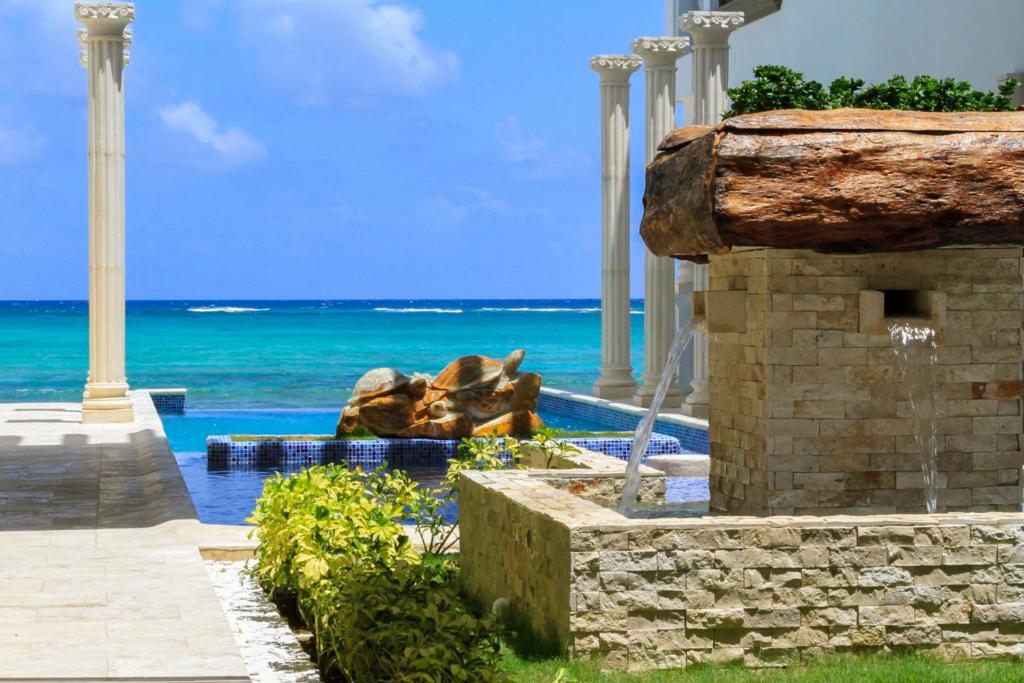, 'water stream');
889,321,939,514
618,318,704,516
